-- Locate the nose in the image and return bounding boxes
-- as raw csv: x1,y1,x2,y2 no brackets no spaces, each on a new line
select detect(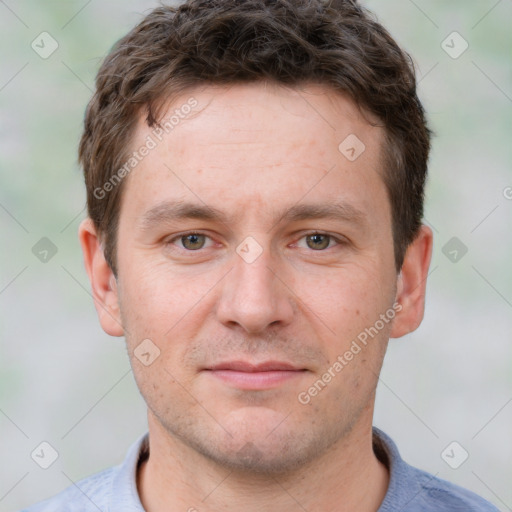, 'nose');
215,240,295,334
